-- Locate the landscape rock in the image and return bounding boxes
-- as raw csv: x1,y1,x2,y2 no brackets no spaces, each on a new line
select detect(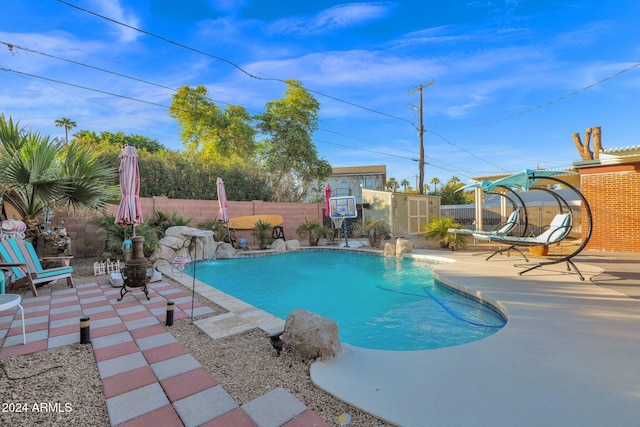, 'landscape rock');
282,309,341,360
215,242,236,259
285,239,300,251
383,242,396,257
152,226,222,267
395,238,414,256
271,238,287,253
159,235,186,251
